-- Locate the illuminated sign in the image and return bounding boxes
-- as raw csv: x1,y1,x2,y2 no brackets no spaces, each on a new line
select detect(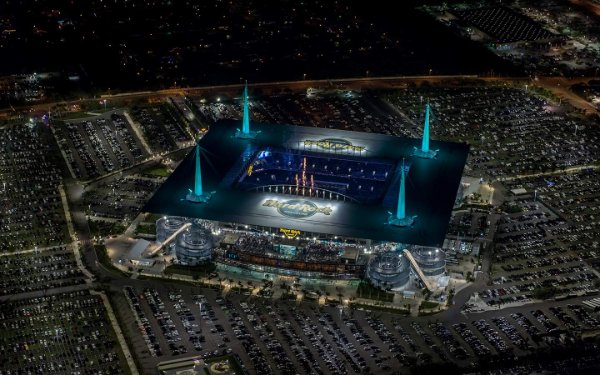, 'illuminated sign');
263,199,332,218
279,228,301,239
303,138,365,152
